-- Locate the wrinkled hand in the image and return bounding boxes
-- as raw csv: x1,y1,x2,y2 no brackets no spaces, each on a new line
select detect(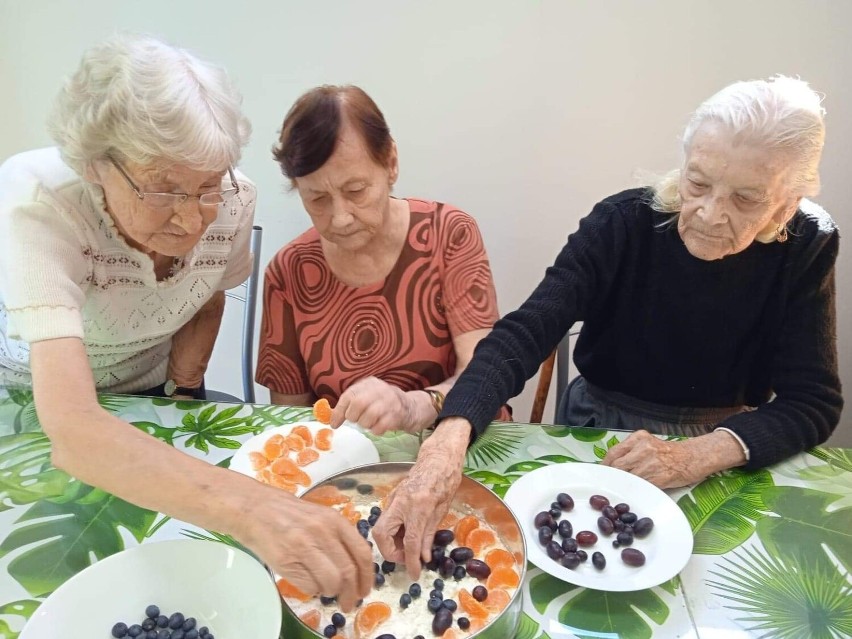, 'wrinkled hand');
331,376,425,435
372,417,471,578
602,429,746,489
235,484,373,611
